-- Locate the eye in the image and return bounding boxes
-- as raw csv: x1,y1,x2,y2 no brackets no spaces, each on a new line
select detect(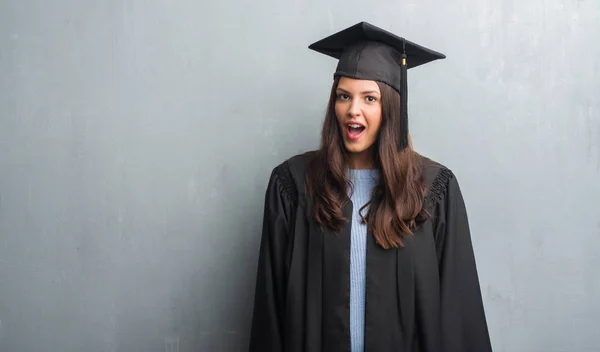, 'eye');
337,93,350,100
365,96,378,103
